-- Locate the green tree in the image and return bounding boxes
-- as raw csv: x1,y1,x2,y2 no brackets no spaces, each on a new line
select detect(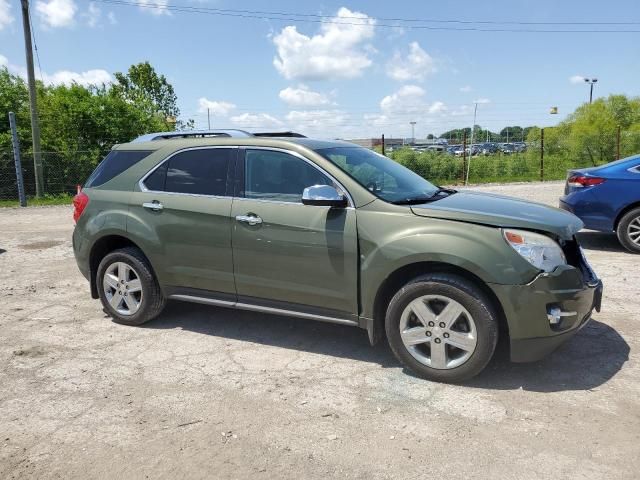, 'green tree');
111,61,179,120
